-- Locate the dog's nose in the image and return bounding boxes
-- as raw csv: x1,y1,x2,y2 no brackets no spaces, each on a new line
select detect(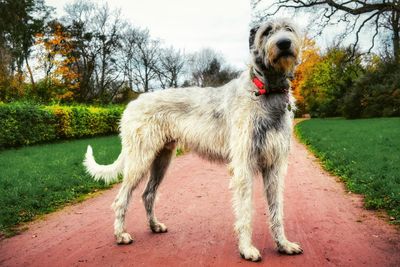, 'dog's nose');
277,39,291,50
